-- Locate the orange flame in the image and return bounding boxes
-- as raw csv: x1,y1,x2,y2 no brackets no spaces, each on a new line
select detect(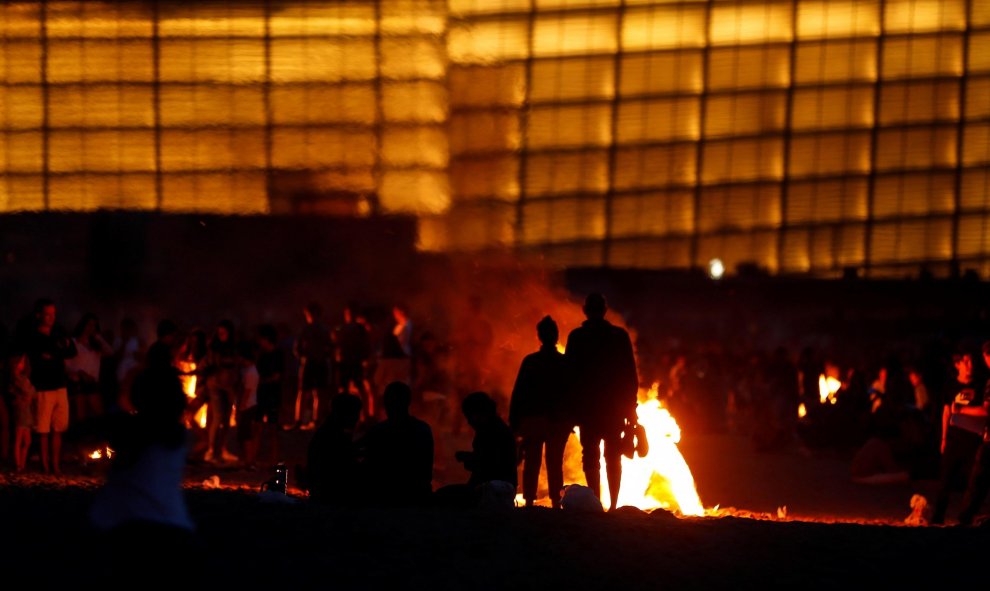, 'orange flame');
818,374,841,405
